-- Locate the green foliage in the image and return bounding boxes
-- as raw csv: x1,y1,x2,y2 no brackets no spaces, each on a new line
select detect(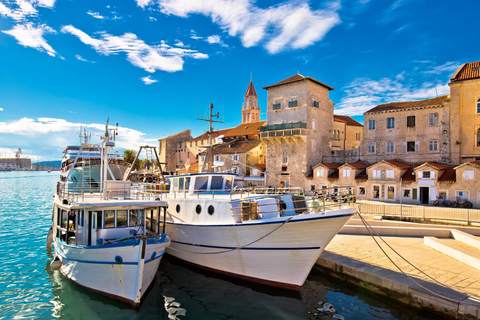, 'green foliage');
122,149,141,170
